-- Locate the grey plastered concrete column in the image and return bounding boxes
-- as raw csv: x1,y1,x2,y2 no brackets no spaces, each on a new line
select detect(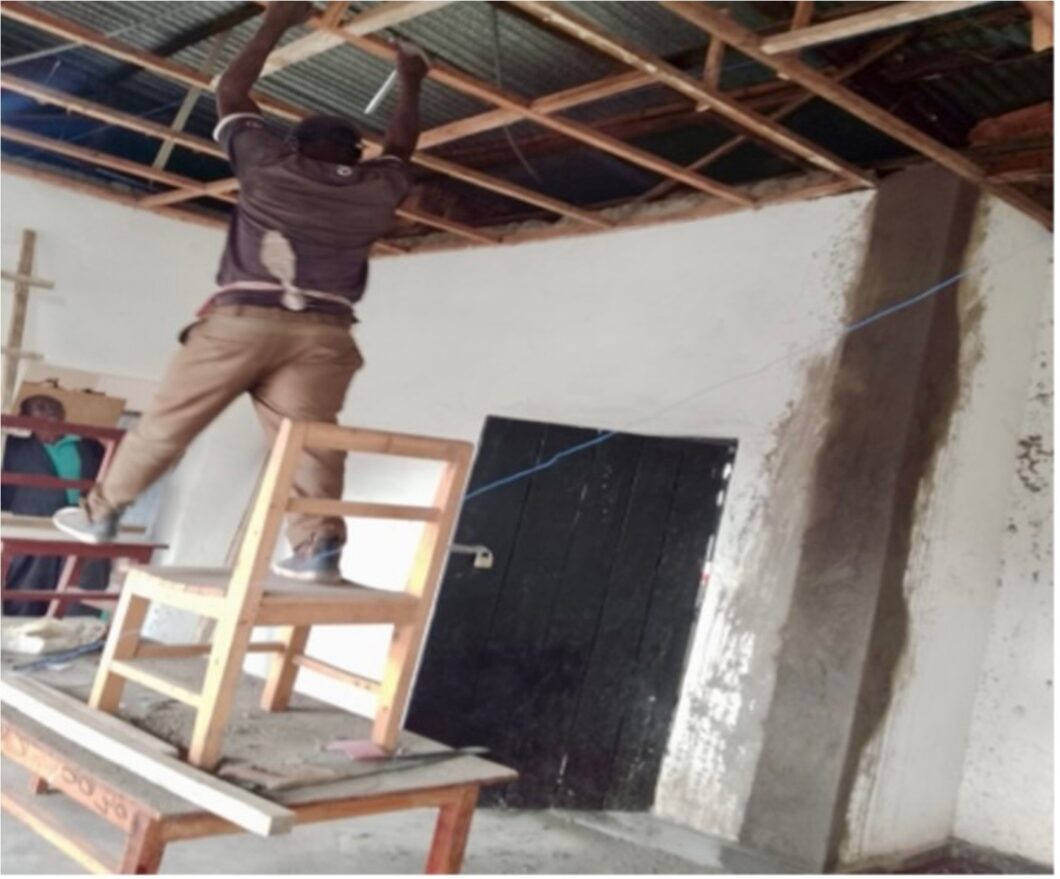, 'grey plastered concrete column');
739,167,980,870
